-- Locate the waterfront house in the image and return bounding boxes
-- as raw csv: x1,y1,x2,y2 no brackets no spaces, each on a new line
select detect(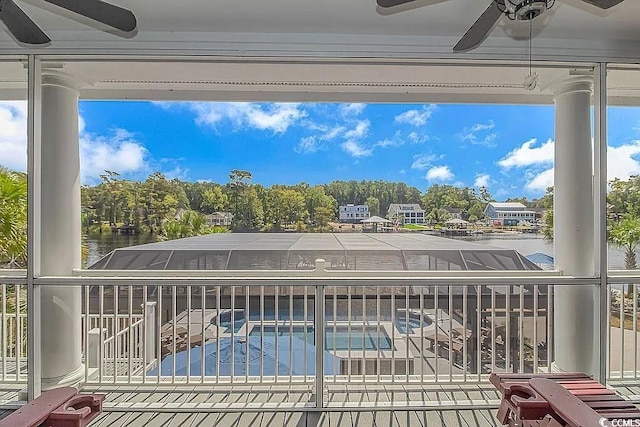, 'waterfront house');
484,202,536,226
387,203,426,225
338,204,370,223
205,212,234,227
444,207,463,220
